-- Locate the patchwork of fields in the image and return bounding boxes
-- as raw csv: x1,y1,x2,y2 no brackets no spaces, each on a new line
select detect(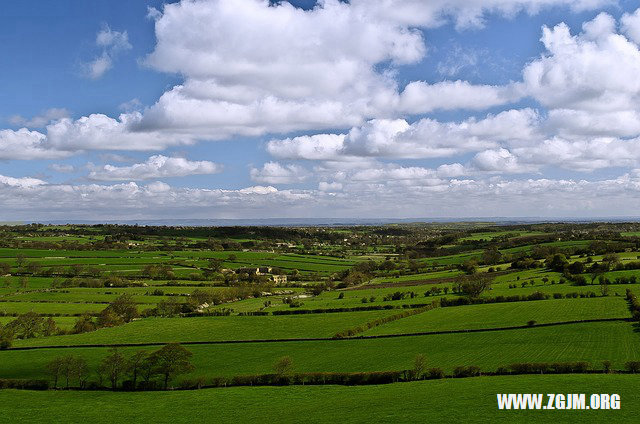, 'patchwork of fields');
1,223,640,422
